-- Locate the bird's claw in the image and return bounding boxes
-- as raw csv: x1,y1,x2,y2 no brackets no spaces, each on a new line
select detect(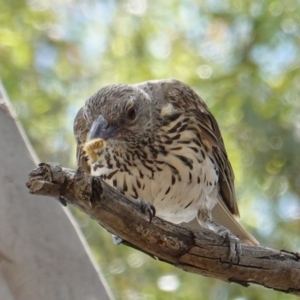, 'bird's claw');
202,219,242,264
136,198,156,223
218,228,241,265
